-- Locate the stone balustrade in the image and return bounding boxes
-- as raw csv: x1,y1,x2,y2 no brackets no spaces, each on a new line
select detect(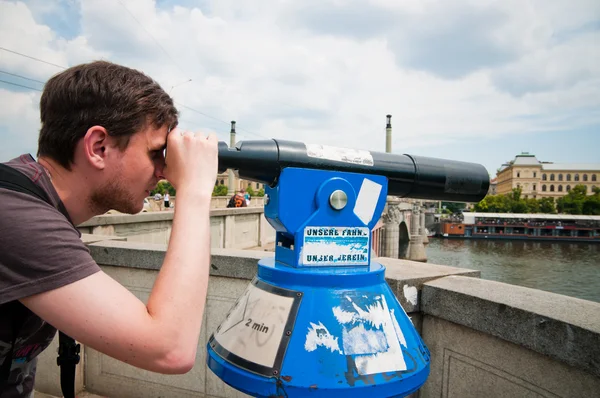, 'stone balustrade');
34,238,600,398
77,207,275,249
144,196,265,211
